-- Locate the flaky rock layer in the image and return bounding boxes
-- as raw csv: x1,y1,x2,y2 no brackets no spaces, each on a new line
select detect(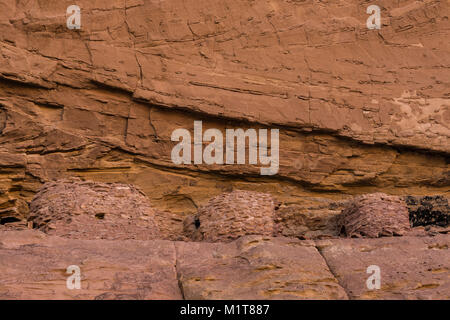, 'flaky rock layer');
0,0,448,239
